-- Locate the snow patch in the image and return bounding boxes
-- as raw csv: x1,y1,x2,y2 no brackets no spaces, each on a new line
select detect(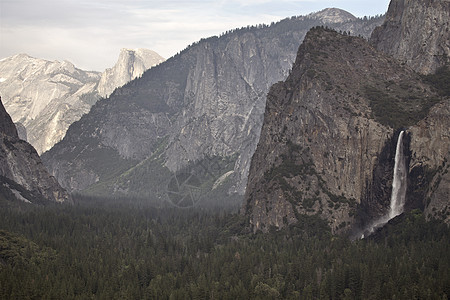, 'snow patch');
0,78,6,83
